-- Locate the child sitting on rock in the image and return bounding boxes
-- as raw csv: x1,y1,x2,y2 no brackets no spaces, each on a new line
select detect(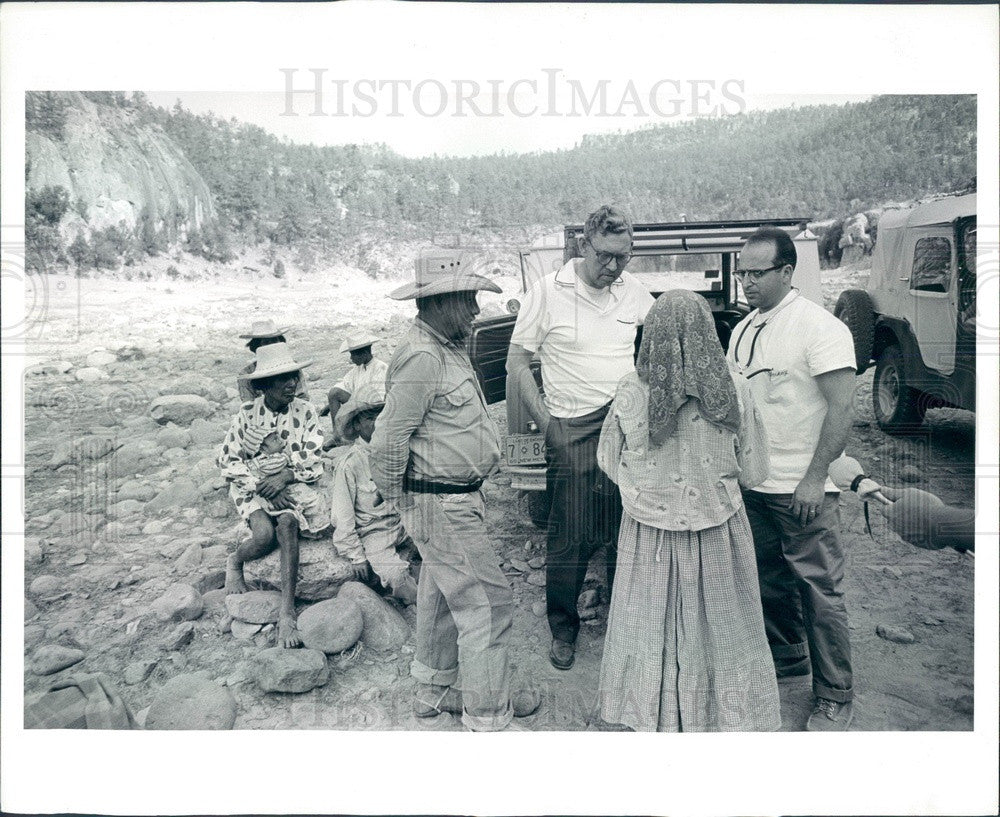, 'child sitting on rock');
329,384,419,605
